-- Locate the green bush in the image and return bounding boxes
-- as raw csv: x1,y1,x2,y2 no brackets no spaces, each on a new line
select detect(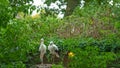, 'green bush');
52,64,64,68
59,38,116,68
69,46,116,68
